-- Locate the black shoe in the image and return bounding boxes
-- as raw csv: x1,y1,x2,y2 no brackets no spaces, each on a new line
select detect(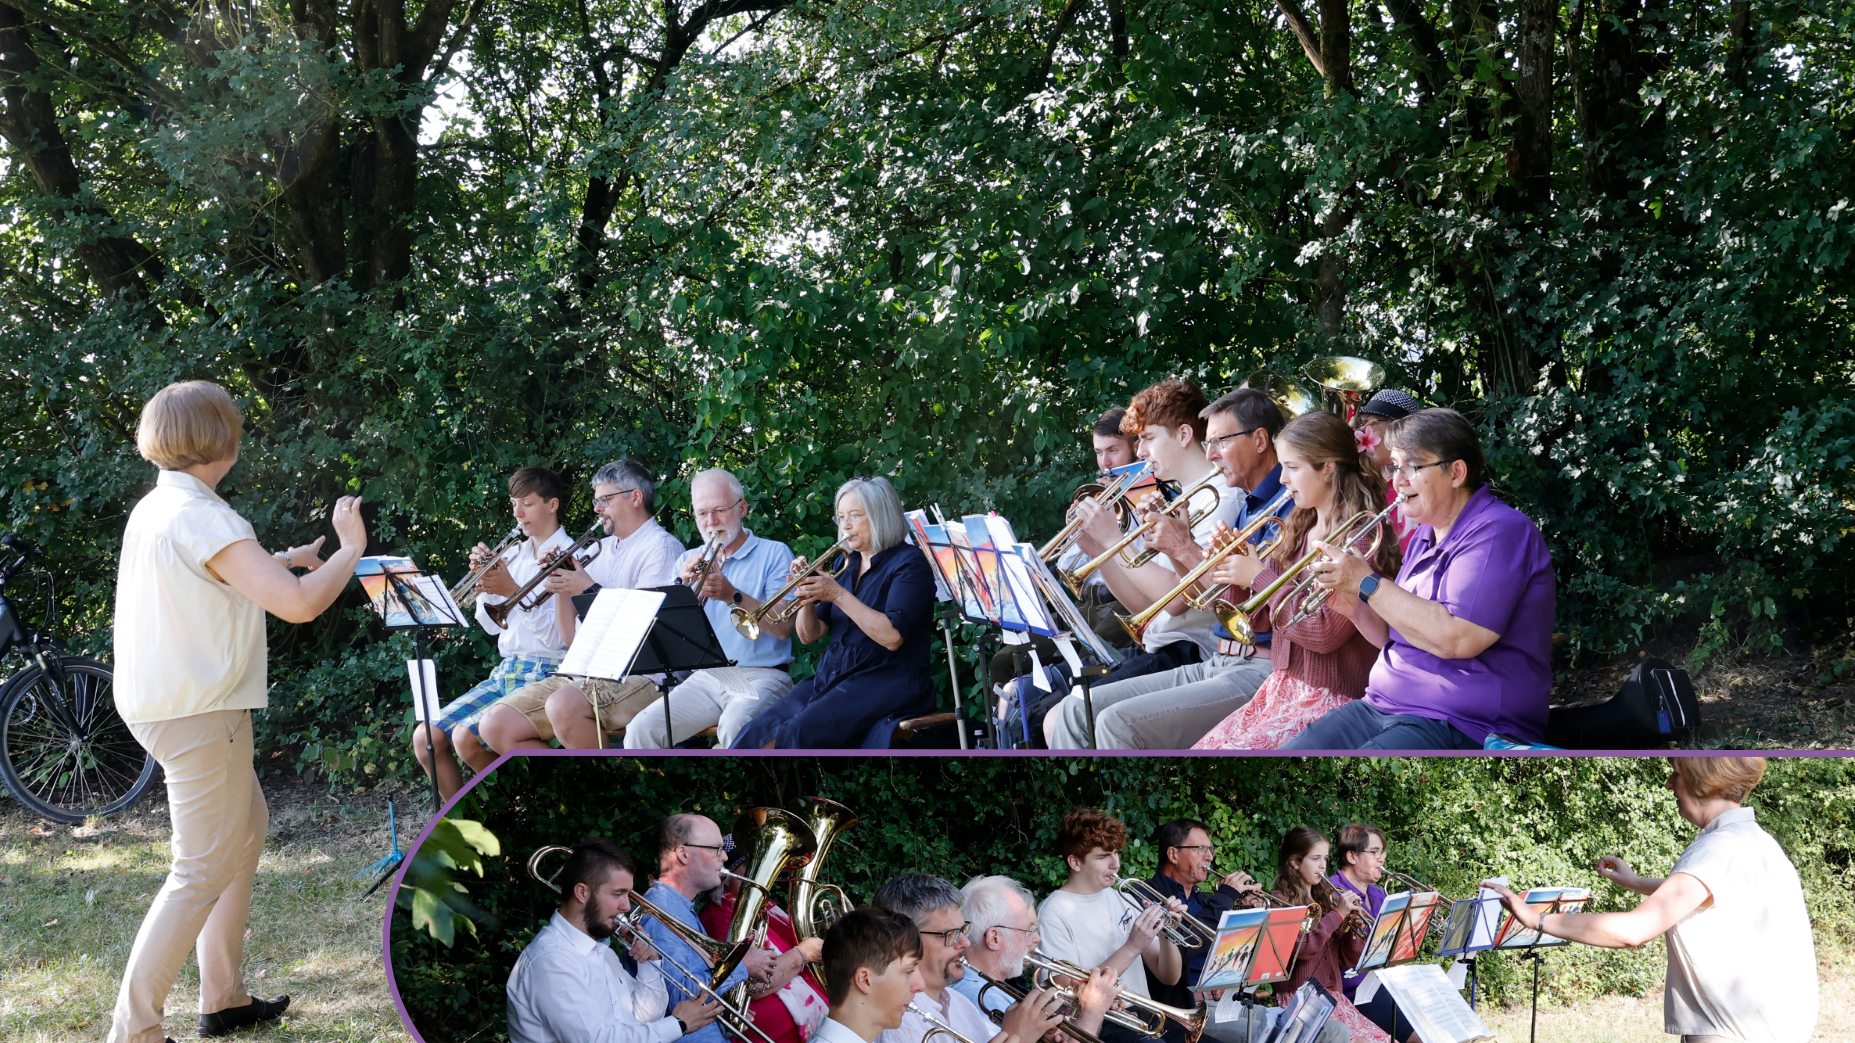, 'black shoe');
199,994,289,1037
